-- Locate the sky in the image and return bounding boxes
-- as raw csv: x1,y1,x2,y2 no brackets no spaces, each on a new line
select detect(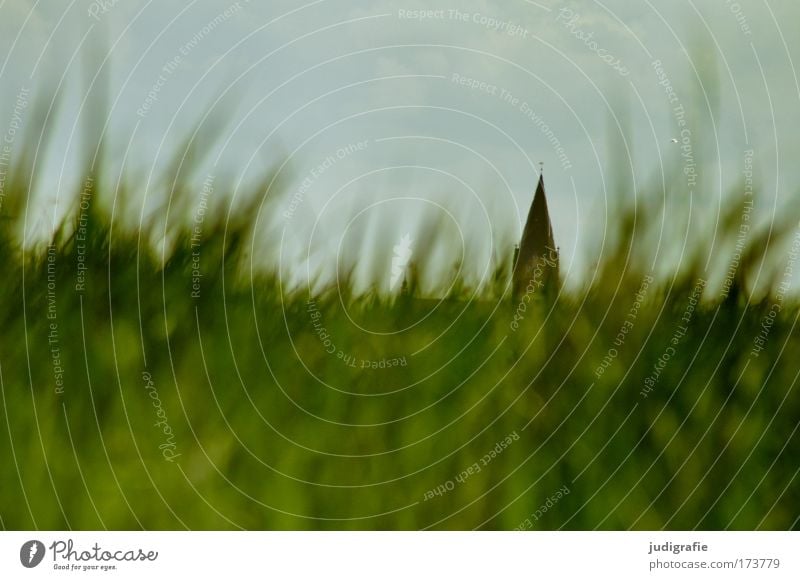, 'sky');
1,0,798,292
